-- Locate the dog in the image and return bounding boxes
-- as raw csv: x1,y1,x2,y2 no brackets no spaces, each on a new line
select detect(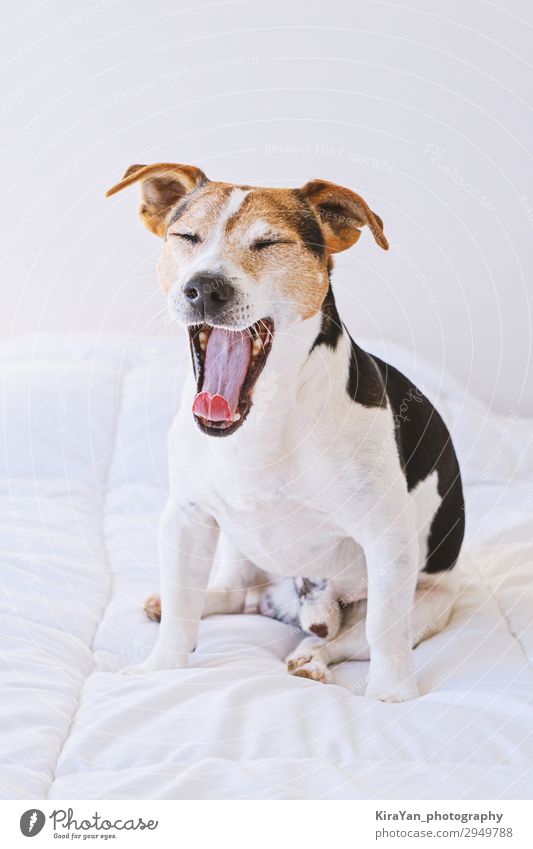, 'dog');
106,163,465,701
